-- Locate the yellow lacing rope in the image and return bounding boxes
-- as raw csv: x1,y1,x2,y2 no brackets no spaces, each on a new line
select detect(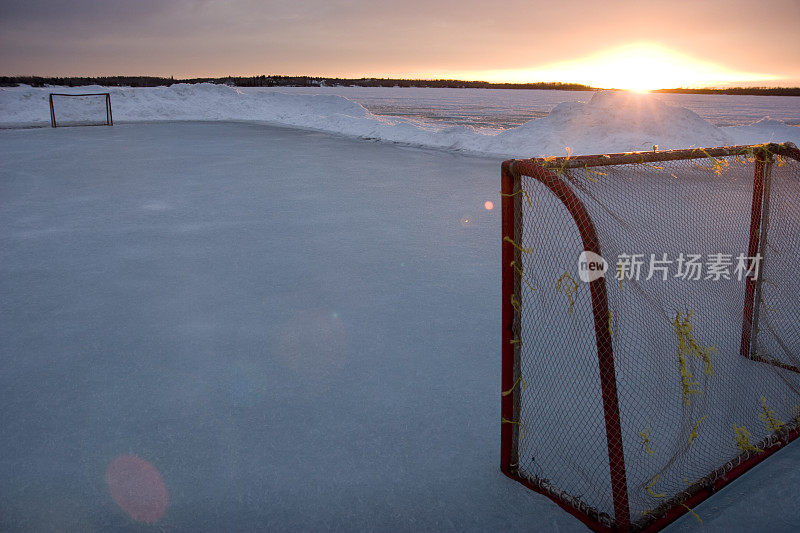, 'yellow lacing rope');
677,351,701,406
734,146,759,165
681,503,703,525
673,310,716,406
510,260,537,292
501,418,524,439
639,429,655,455
674,310,716,377
691,148,731,176
734,152,754,165
510,294,521,312
503,236,533,254
540,147,572,175
675,334,701,407
509,338,522,346
733,143,783,167
608,311,614,337
637,154,665,171
645,474,666,498
555,271,578,315
688,416,707,446
760,397,785,433
583,164,607,183
734,424,762,454
499,188,532,207
502,376,527,397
